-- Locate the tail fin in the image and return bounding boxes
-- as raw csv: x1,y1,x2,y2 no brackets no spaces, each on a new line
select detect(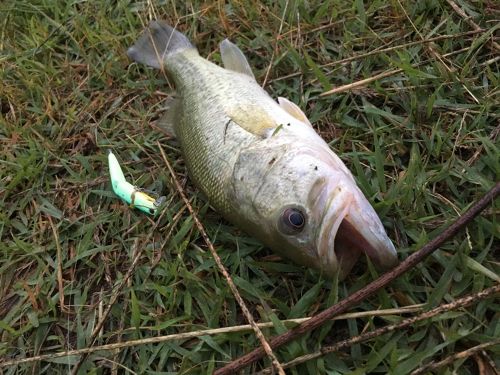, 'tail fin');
127,21,196,69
